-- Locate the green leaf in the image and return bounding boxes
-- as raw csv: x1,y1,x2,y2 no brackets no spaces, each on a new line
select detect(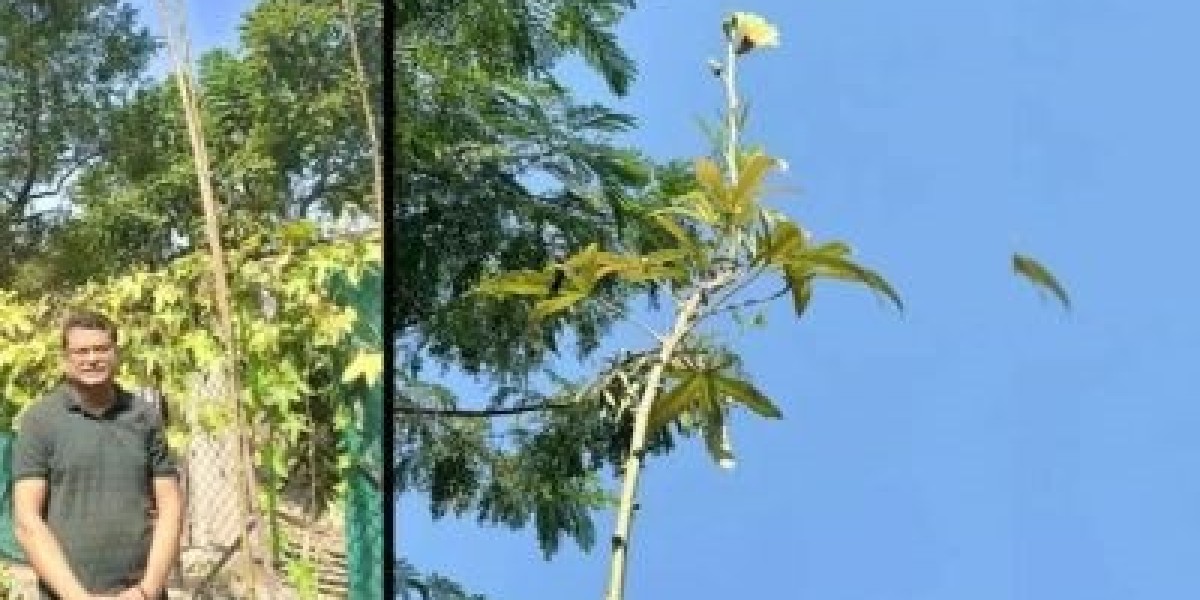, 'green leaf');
694,156,727,202
646,369,707,434
342,349,383,387
695,116,725,155
656,199,719,228
816,240,852,257
280,219,319,247
473,270,554,297
1013,253,1070,309
783,266,814,317
608,249,689,283
559,243,614,292
702,409,736,470
610,150,652,187
641,248,689,266
757,221,806,266
716,376,782,419
181,330,222,367
333,404,352,431
800,246,903,311
280,415,308,445
532,291,587,320
648,367,781,434
151,282,183,313
650,211,702,258
730,151,777,221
